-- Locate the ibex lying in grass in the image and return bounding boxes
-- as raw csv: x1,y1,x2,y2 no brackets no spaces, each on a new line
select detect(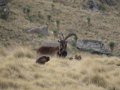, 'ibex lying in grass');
37,33,78,57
